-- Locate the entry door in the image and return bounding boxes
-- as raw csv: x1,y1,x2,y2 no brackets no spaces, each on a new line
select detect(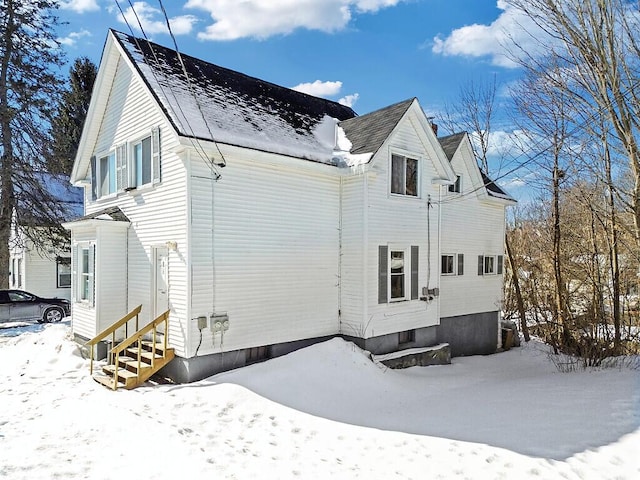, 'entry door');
152,246,169,322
